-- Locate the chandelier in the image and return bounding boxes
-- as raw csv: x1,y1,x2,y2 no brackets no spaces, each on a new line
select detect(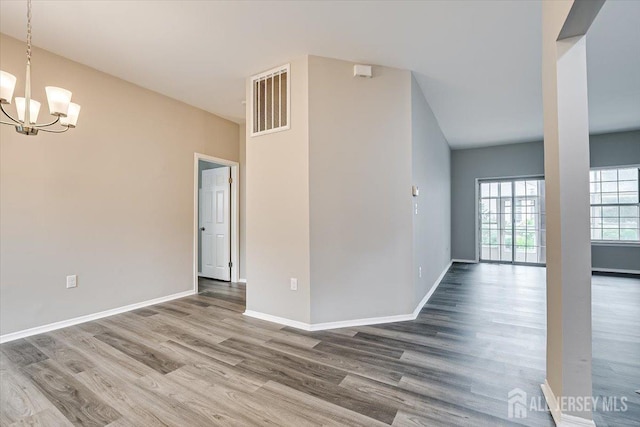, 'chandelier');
0,0,81,135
